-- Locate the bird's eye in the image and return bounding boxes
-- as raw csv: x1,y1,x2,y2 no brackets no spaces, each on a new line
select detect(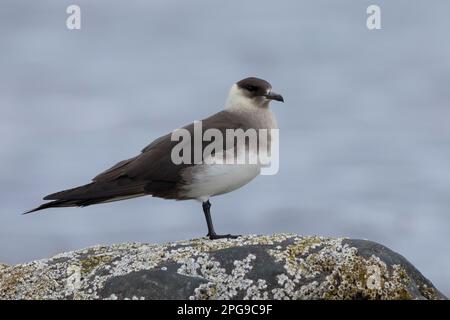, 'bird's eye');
246,85,258,92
